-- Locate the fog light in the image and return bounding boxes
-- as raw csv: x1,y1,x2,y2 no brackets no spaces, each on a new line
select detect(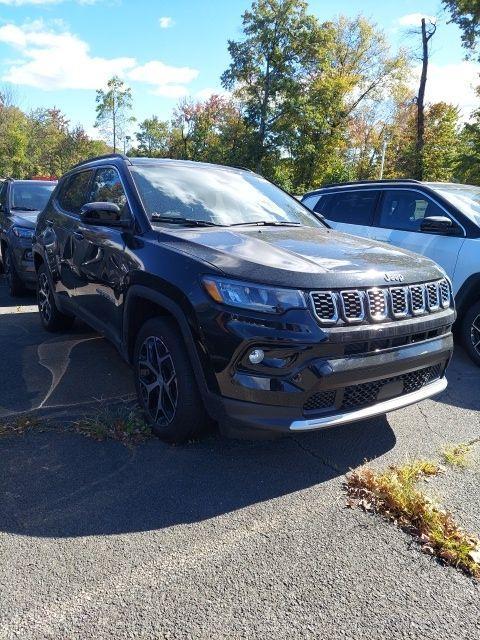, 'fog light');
248,348,265,365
